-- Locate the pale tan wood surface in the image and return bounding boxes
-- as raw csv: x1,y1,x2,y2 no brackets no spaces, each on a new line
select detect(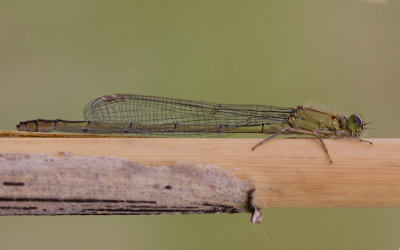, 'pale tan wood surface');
0,136,399,208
